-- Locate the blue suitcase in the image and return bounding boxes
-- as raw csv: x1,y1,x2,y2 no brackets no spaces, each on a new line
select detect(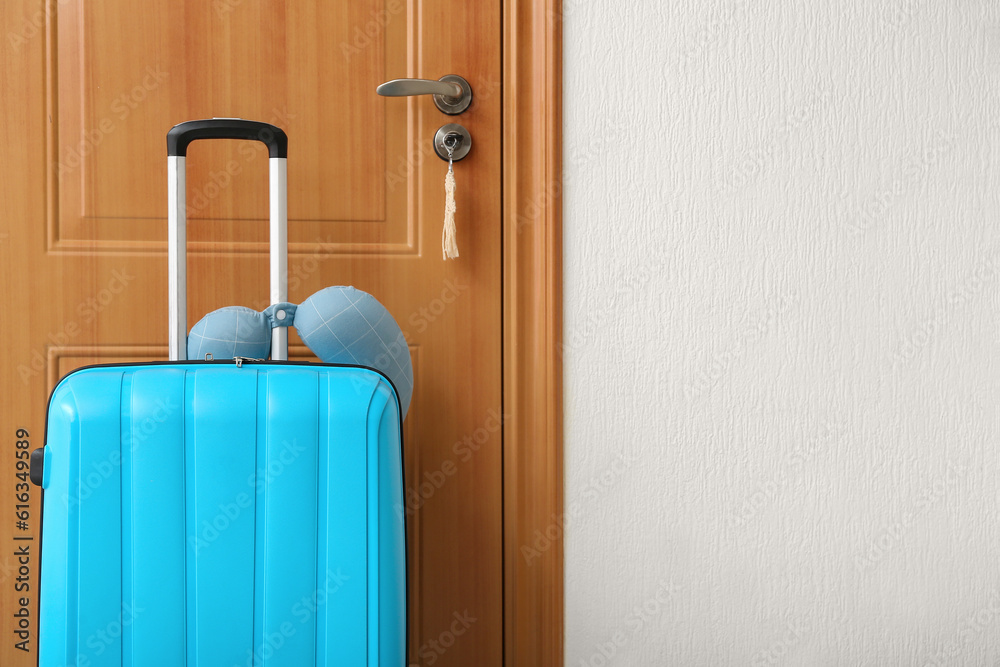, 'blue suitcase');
29,120,407,666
